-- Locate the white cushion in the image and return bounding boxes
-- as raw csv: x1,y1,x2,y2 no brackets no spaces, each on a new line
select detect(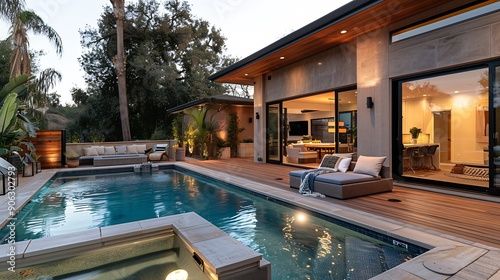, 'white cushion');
338,157,352,172
104,146,116,155
83,147,99,156
126,145,138,154
90,146,105,155
115,145,127,154
353,155,386,177
134,144,147,154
